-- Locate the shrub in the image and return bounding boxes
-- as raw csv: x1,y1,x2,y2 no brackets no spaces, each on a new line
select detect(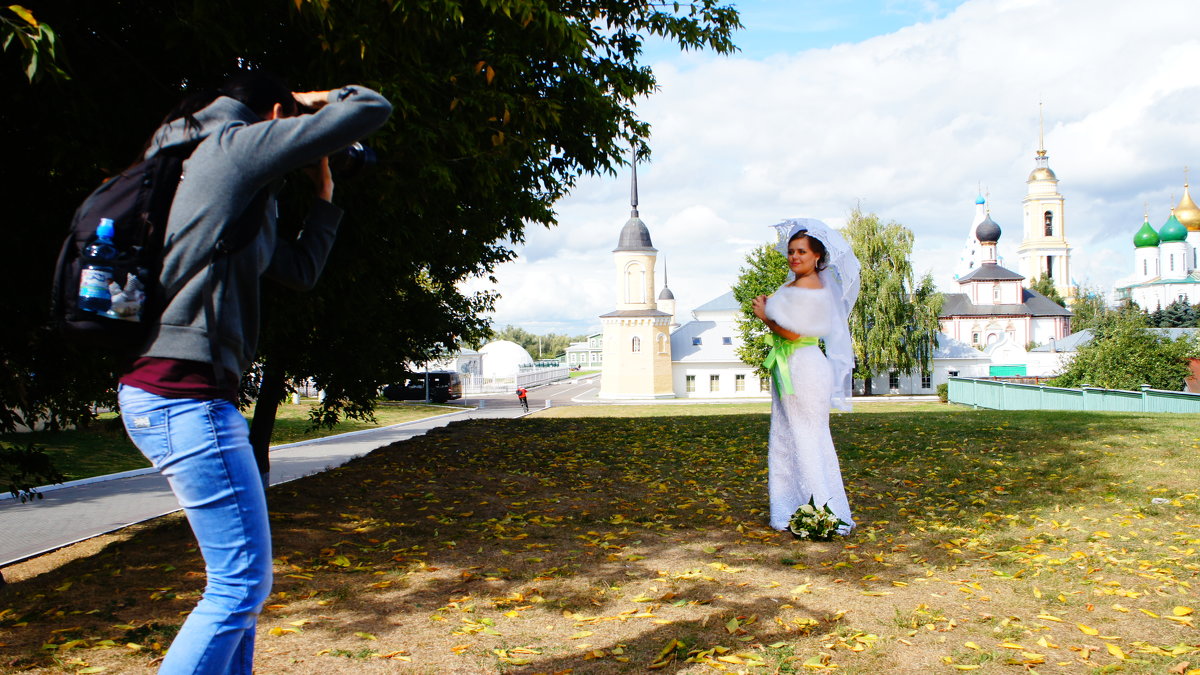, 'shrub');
936,383,949,403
